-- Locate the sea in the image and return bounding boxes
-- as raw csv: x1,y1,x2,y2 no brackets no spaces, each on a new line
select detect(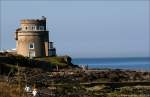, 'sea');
72,57,150,71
